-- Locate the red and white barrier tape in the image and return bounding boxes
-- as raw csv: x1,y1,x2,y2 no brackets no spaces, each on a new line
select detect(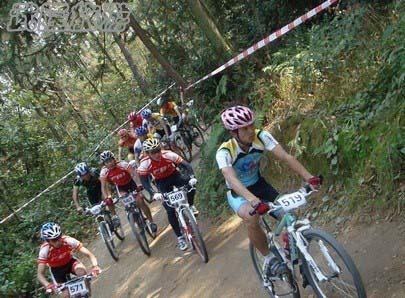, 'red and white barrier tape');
185,0,338,91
